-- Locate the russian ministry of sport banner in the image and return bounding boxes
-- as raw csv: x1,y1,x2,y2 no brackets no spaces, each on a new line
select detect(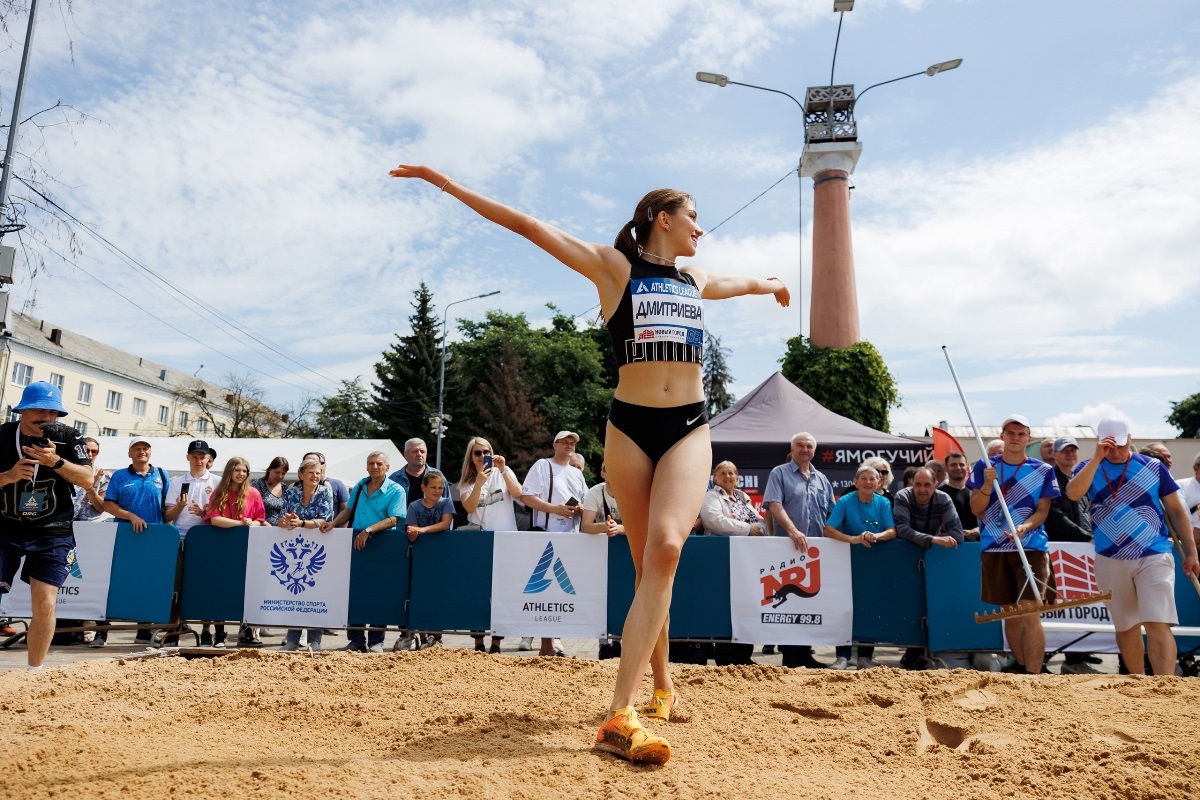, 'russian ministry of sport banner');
0,522,117,620
1029,542,1117,653
729,537,853,646
242,527,352,628
490,532,607,637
